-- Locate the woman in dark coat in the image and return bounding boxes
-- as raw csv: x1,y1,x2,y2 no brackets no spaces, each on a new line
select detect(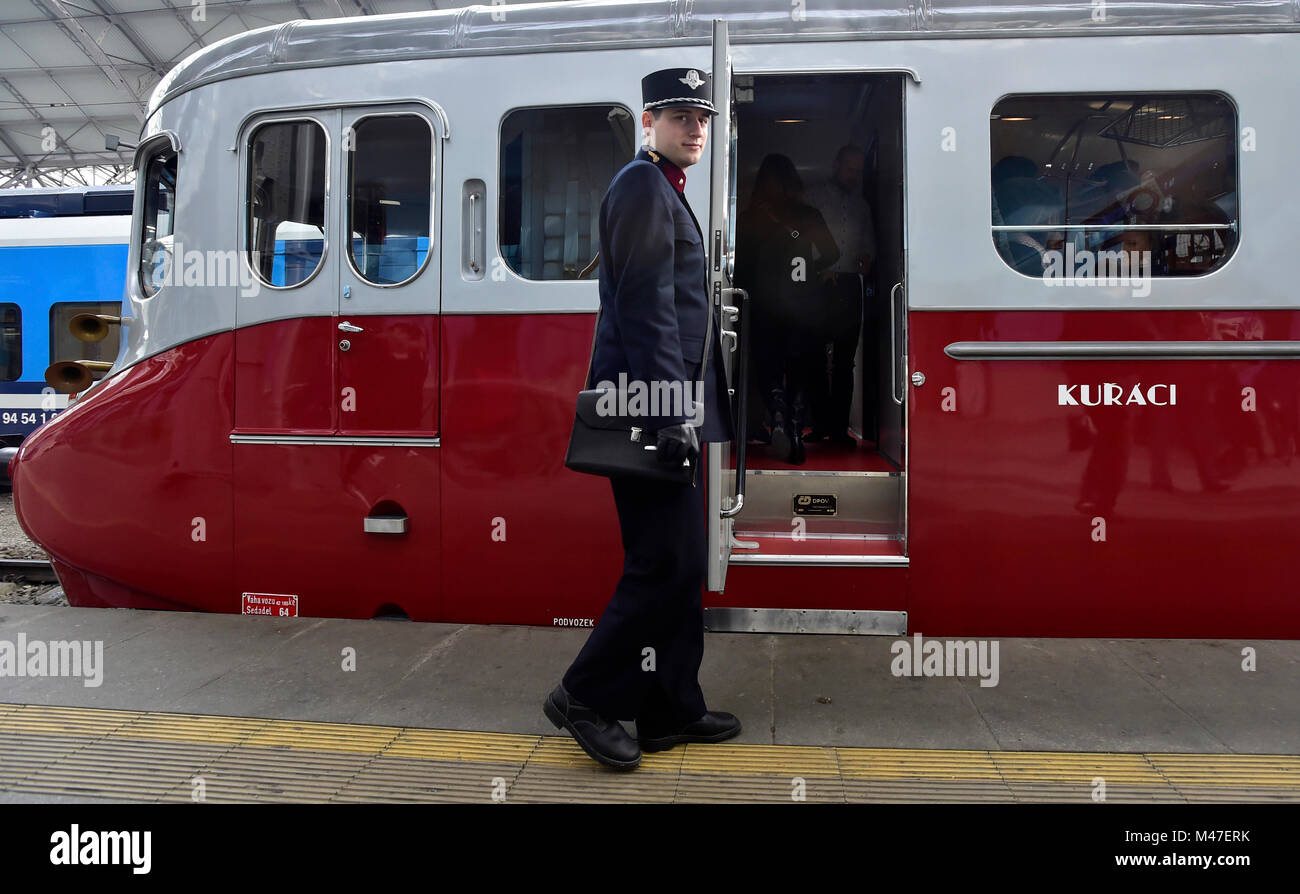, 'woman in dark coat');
734,153,839,464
